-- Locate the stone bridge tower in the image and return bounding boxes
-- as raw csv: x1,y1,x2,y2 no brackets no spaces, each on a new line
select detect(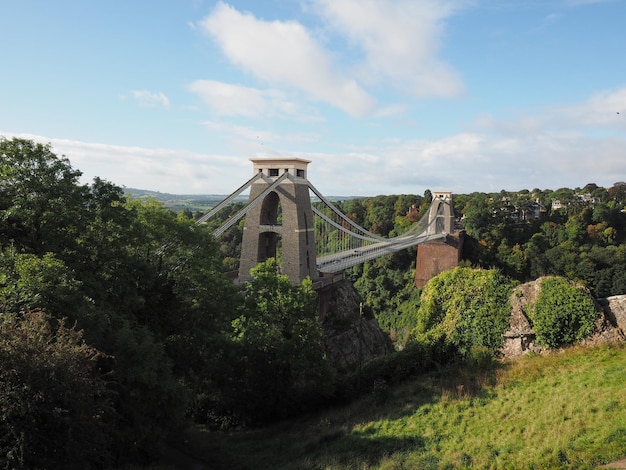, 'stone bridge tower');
238,157,317,284
415,191,464,287
426,191,455,235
